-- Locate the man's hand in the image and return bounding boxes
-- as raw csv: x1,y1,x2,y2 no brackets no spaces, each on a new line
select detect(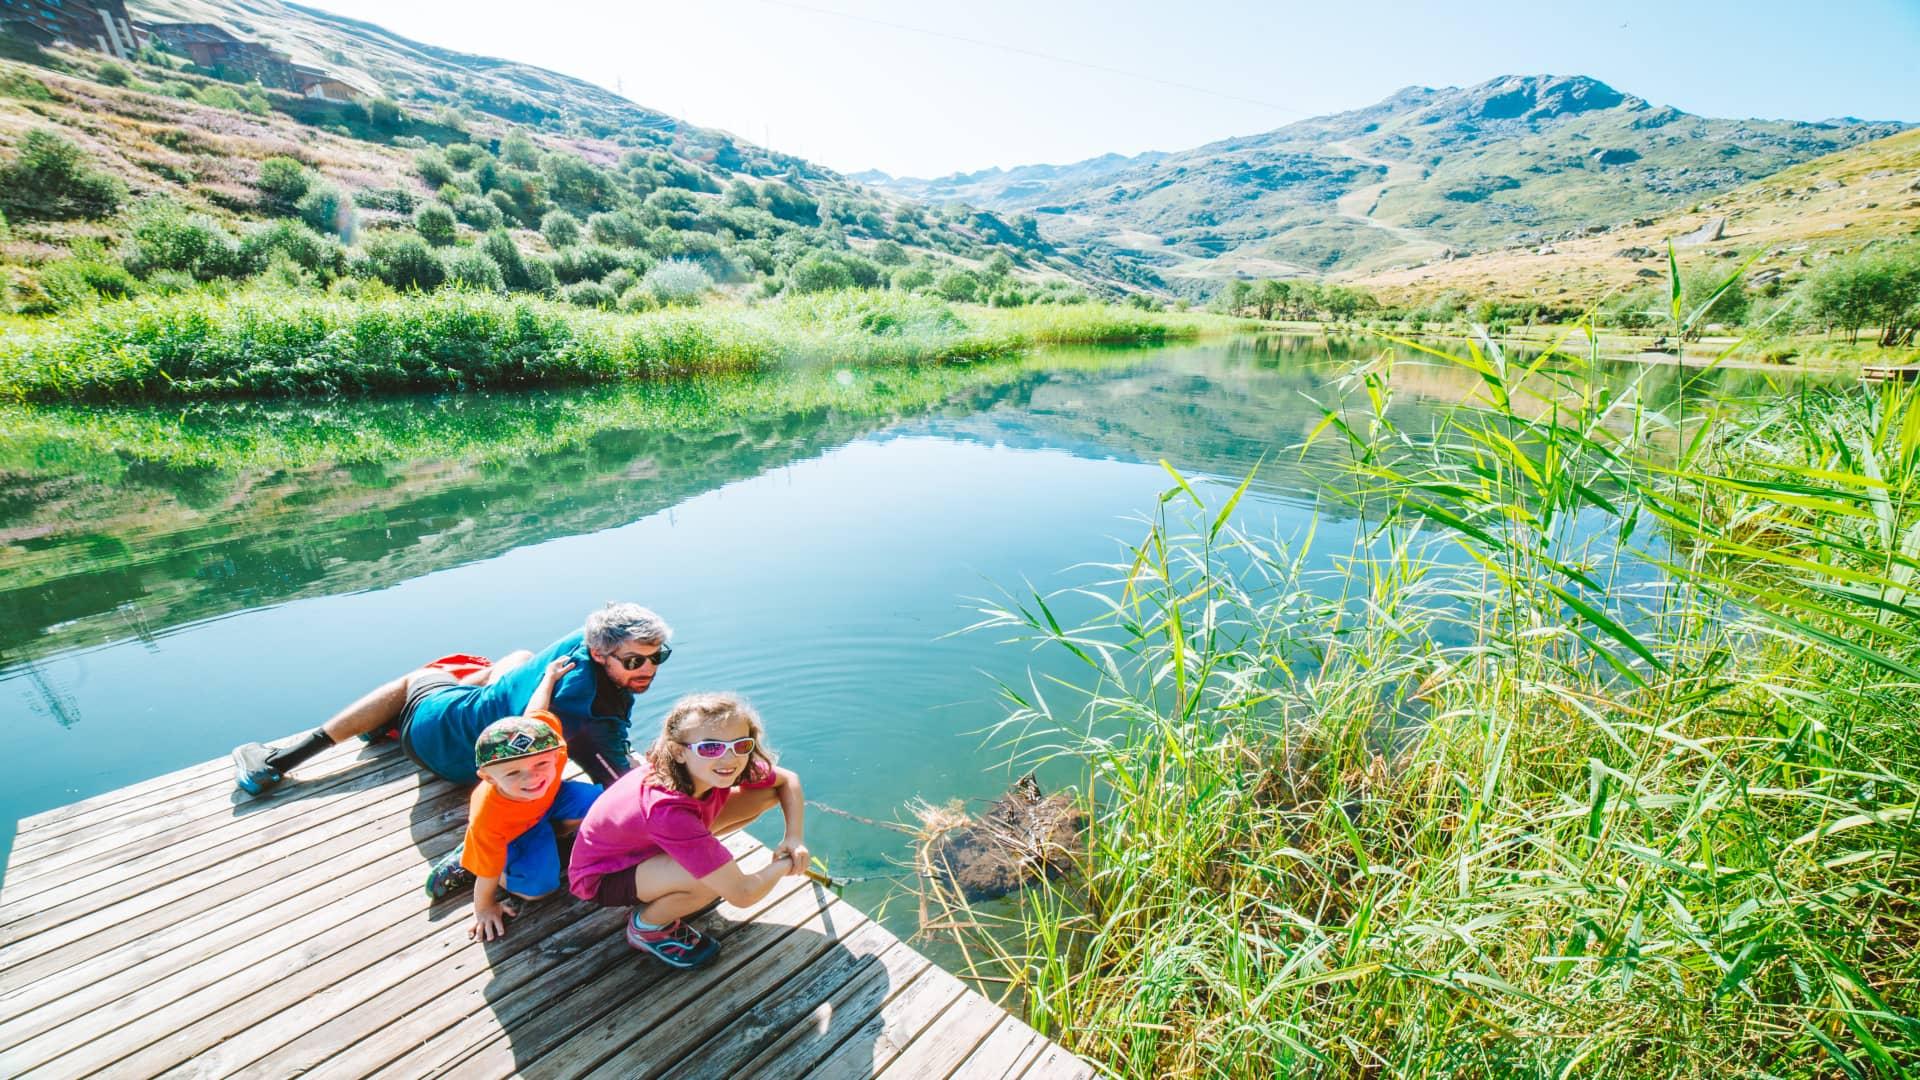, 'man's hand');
773,837,811,878
469,892,517,942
